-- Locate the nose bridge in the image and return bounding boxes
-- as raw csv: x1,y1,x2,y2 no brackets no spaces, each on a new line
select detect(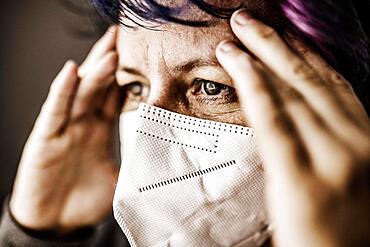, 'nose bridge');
146,42,180,112
146,74,178,111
